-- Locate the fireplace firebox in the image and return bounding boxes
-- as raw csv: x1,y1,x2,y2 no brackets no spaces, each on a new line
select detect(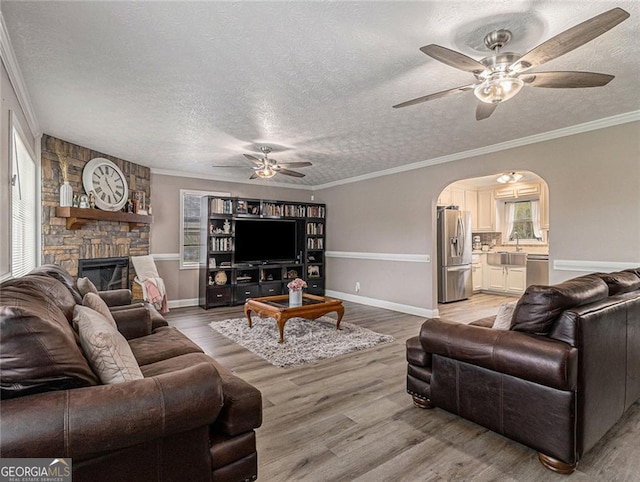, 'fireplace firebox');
78,257,129,291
